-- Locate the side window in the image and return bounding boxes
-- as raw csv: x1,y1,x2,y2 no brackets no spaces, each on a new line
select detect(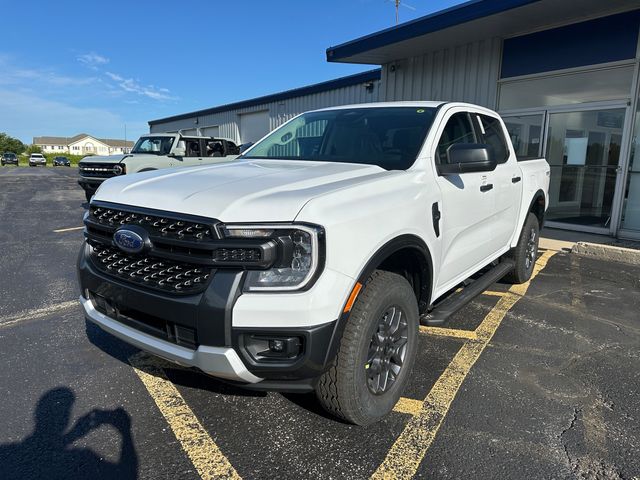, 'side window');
477,114,509,164
184,139,201,157
205,140,224,157
436,113,476,164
